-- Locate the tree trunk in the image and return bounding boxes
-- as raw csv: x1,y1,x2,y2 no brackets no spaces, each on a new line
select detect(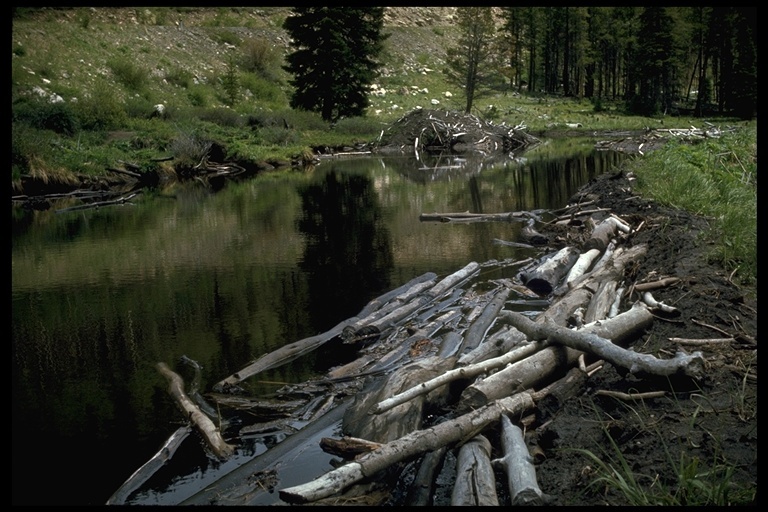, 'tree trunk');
451,435,499,506
278,392,536,504
156,362,235,459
